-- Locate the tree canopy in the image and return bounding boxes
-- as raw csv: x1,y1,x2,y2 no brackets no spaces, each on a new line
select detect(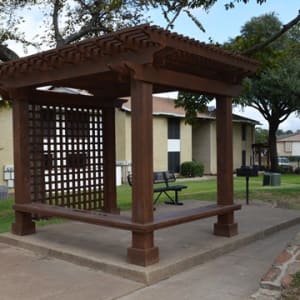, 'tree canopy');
176,13,300,171
0,1,299,172
234,14,300,171
0,0,271,62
